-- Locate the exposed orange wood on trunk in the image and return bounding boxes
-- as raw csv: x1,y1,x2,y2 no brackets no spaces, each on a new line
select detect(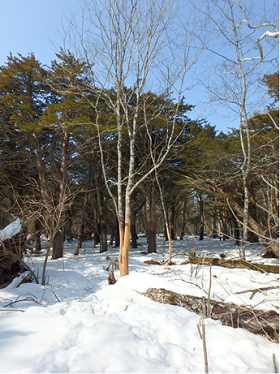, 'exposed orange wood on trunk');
166,226,172,265
119,218,130,276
